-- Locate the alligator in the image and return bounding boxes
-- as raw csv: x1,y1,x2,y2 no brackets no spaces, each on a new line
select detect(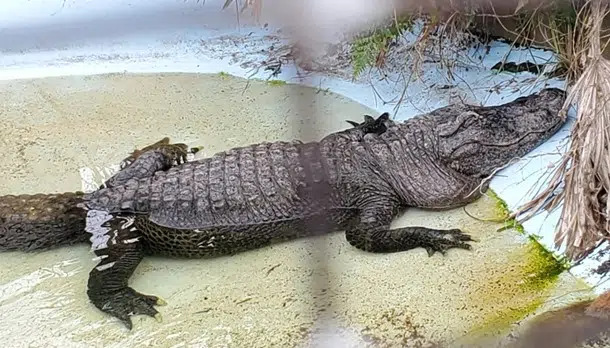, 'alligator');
0,88,567,330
